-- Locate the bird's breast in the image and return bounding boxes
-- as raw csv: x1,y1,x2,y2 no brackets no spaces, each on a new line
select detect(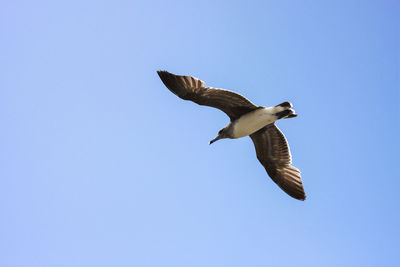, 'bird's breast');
231,107,277,138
